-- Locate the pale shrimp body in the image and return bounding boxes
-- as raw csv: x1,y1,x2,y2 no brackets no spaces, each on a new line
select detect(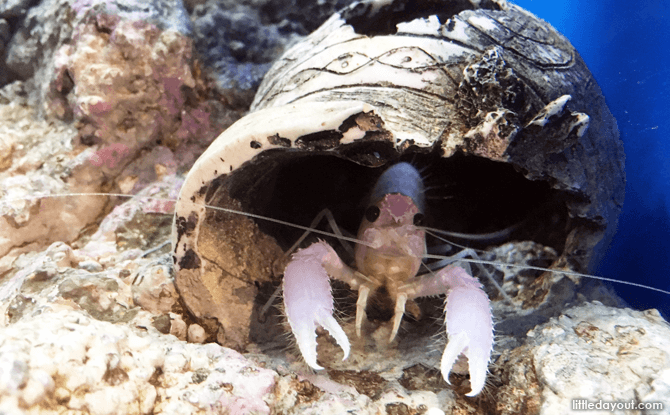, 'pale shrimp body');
282,162,494,397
